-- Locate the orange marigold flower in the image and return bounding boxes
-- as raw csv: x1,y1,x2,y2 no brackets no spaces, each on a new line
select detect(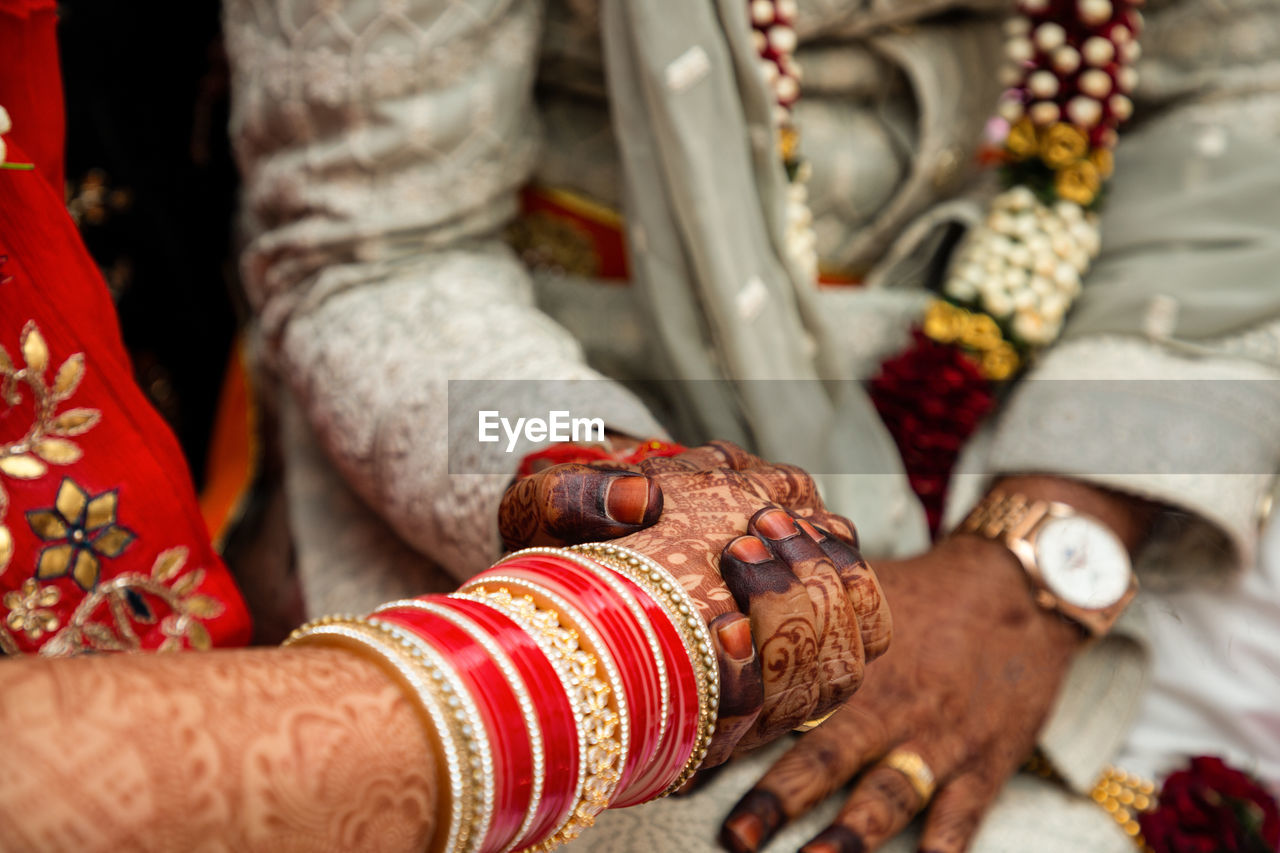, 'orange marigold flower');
1005,118,1040,161
1040,122,1089,169
1089,147,1115,179
1056,160,1101,206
